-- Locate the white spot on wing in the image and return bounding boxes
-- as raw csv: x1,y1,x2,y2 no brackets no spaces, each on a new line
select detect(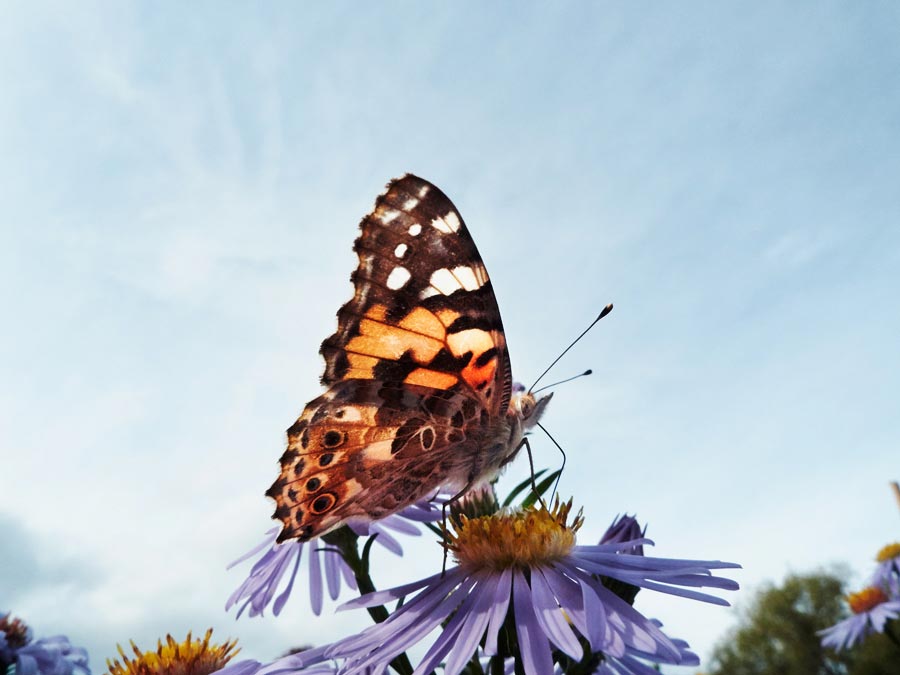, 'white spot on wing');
394,243,408,259
451,265,482,291
336,407,363,422
417,184,430,198
355,254,374,312
429,268,461,295
408,223,422,236
425,265,485,297
362,439,394,461
403,198,419,210
420,286,440,299
386,266,411,290
430,212,461,233
379,209,400,224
